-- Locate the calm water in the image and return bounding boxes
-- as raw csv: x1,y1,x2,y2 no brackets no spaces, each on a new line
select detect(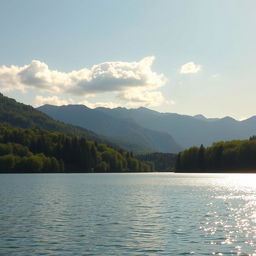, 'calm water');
0,173,256,255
